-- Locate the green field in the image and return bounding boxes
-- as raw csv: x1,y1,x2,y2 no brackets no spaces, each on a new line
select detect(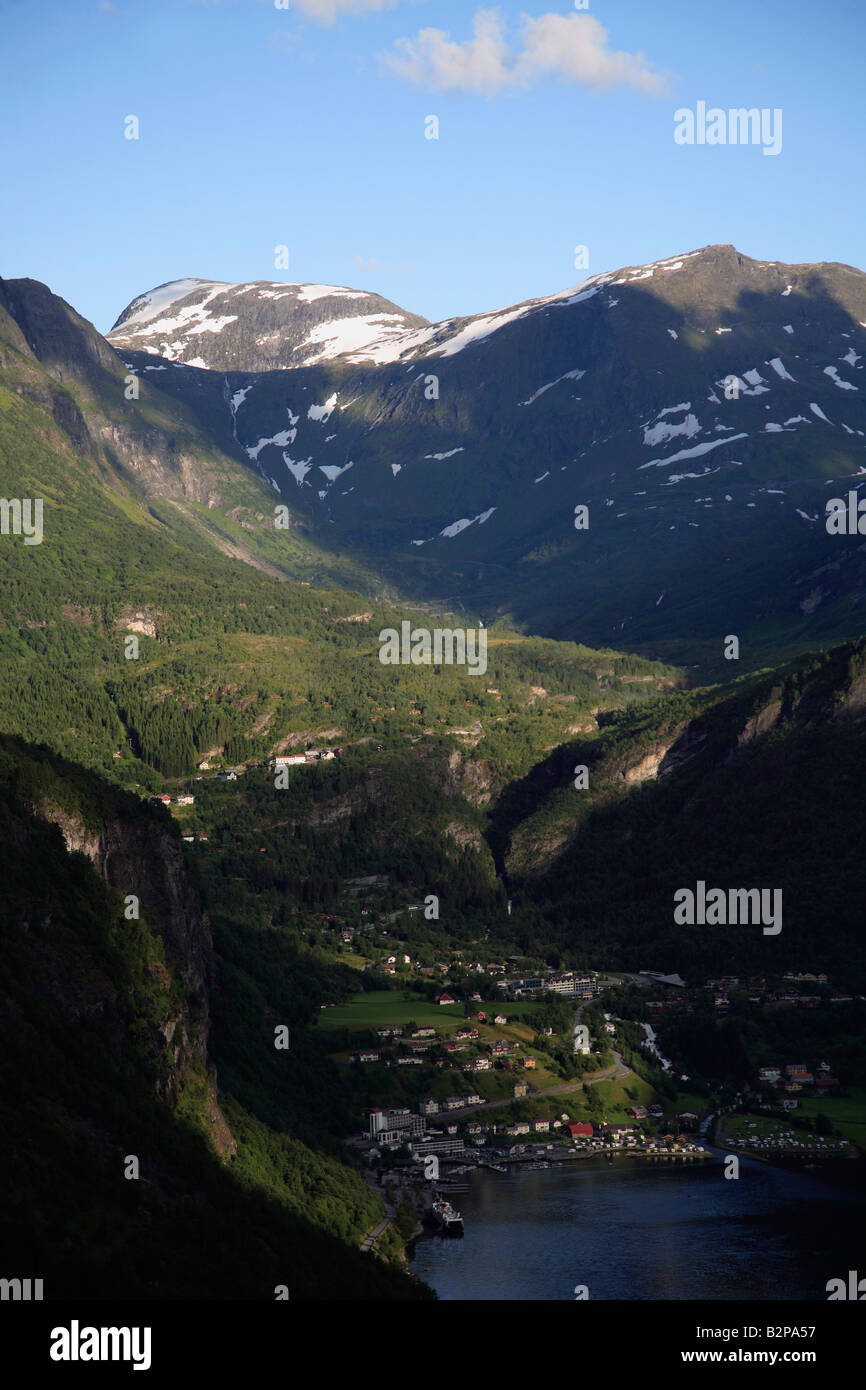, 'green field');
316,991,540,1033
316,991,463,1031
795,1087,866,1145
